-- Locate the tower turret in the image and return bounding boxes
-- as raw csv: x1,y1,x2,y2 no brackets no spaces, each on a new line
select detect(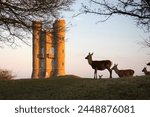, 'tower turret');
31,21,42,79
53,19,66,76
